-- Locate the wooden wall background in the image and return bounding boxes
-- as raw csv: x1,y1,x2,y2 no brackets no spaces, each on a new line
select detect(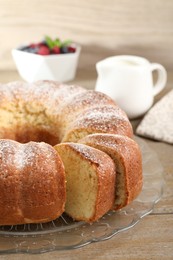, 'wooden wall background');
0,0,173,72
